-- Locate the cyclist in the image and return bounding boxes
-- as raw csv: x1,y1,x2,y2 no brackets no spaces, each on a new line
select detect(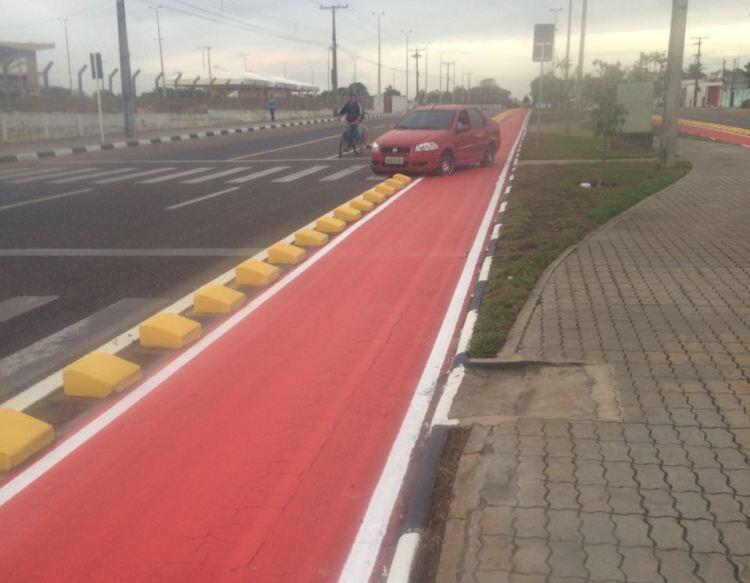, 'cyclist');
338,92,366,150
